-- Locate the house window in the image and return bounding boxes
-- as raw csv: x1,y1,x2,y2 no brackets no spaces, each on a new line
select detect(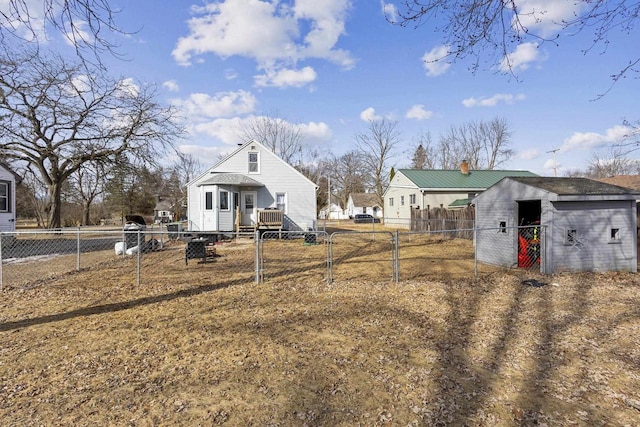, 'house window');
610,228,621,242
565,228,578,245
499,221,507,233
401,196,405,206
276,193,286,212
220,190,229,211
205,191,213,210
0,181,9,212
389,197,394,207
248,152,259,173
409,194,416,205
